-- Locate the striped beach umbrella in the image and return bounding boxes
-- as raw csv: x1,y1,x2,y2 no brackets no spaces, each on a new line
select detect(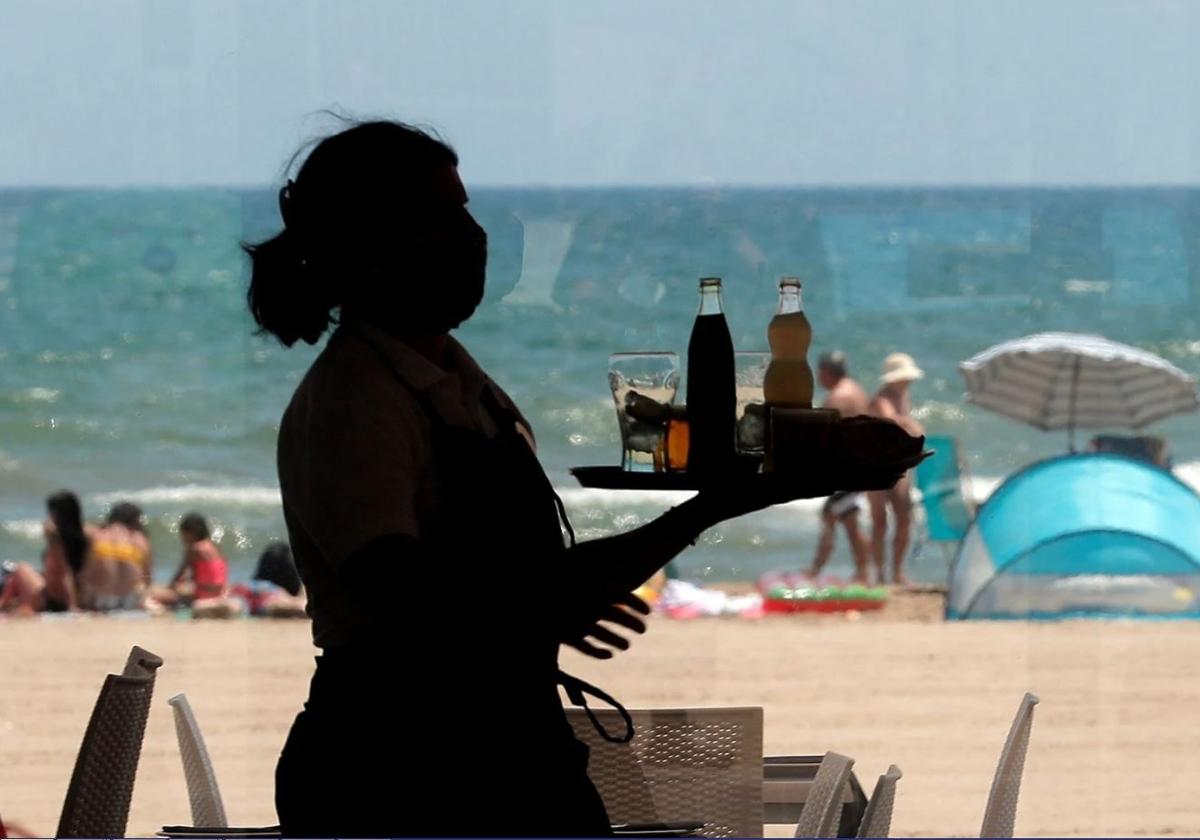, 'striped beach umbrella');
959,332,1198,450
